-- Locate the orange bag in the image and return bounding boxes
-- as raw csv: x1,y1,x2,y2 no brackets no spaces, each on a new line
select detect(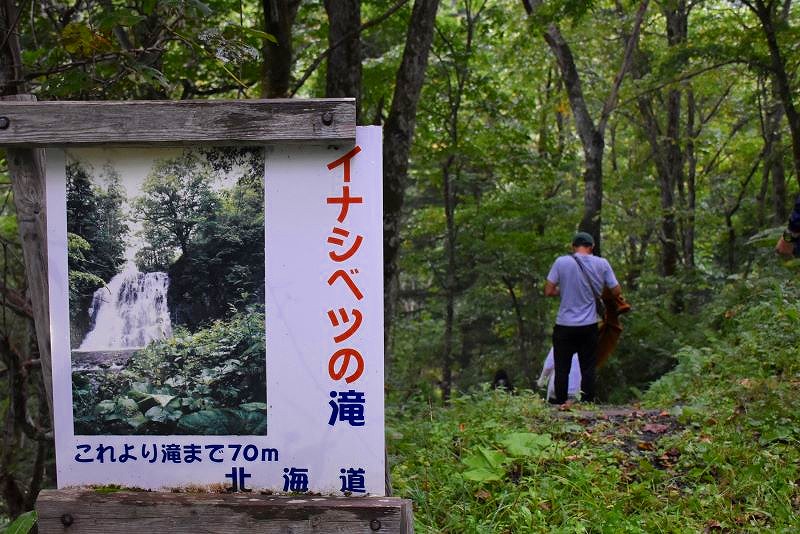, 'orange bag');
596,287,630,367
